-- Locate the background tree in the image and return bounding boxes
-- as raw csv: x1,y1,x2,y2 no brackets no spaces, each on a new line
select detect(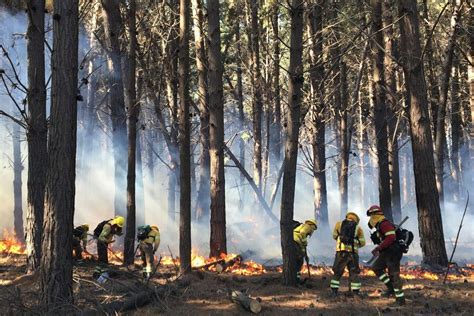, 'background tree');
40,0,78,308
280,0,304,287
398,0,448,266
